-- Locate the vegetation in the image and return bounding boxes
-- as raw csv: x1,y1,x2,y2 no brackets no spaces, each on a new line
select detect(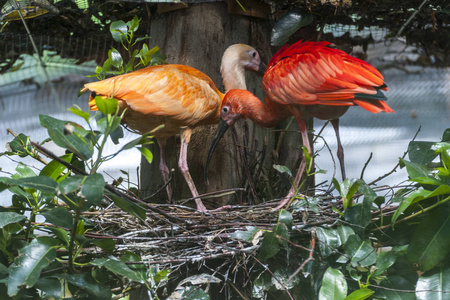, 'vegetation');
1,14,450,300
